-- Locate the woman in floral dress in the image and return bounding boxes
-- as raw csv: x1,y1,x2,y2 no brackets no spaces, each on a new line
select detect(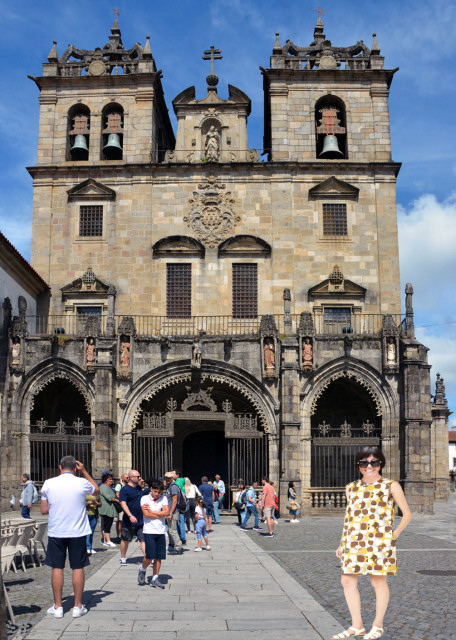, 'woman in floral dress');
331,446,412,640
